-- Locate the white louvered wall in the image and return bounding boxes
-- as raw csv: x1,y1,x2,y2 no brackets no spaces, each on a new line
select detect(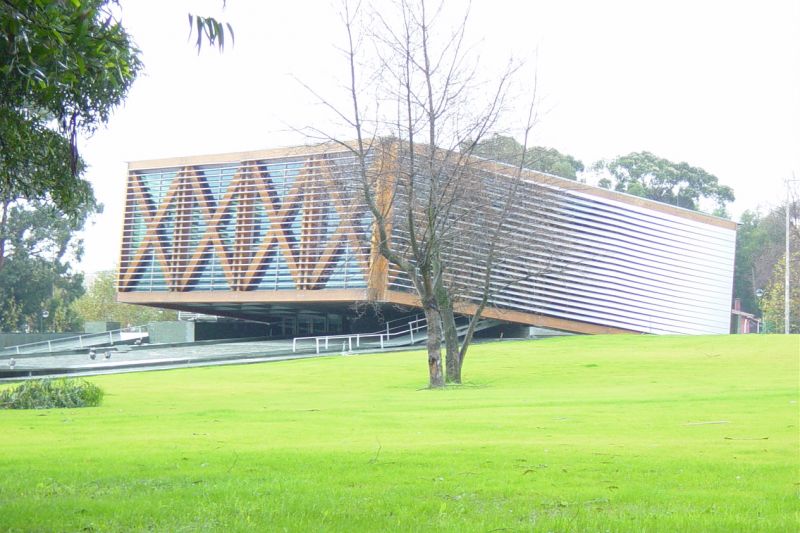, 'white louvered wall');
387,168,735,335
